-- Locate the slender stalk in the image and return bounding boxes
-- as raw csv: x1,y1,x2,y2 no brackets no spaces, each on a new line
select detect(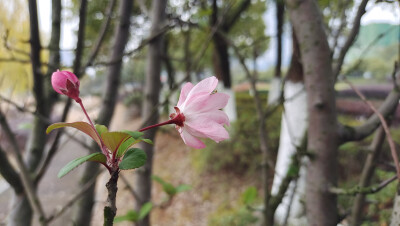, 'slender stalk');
77,98,96,129
76,98,108,156
138,119,175,132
